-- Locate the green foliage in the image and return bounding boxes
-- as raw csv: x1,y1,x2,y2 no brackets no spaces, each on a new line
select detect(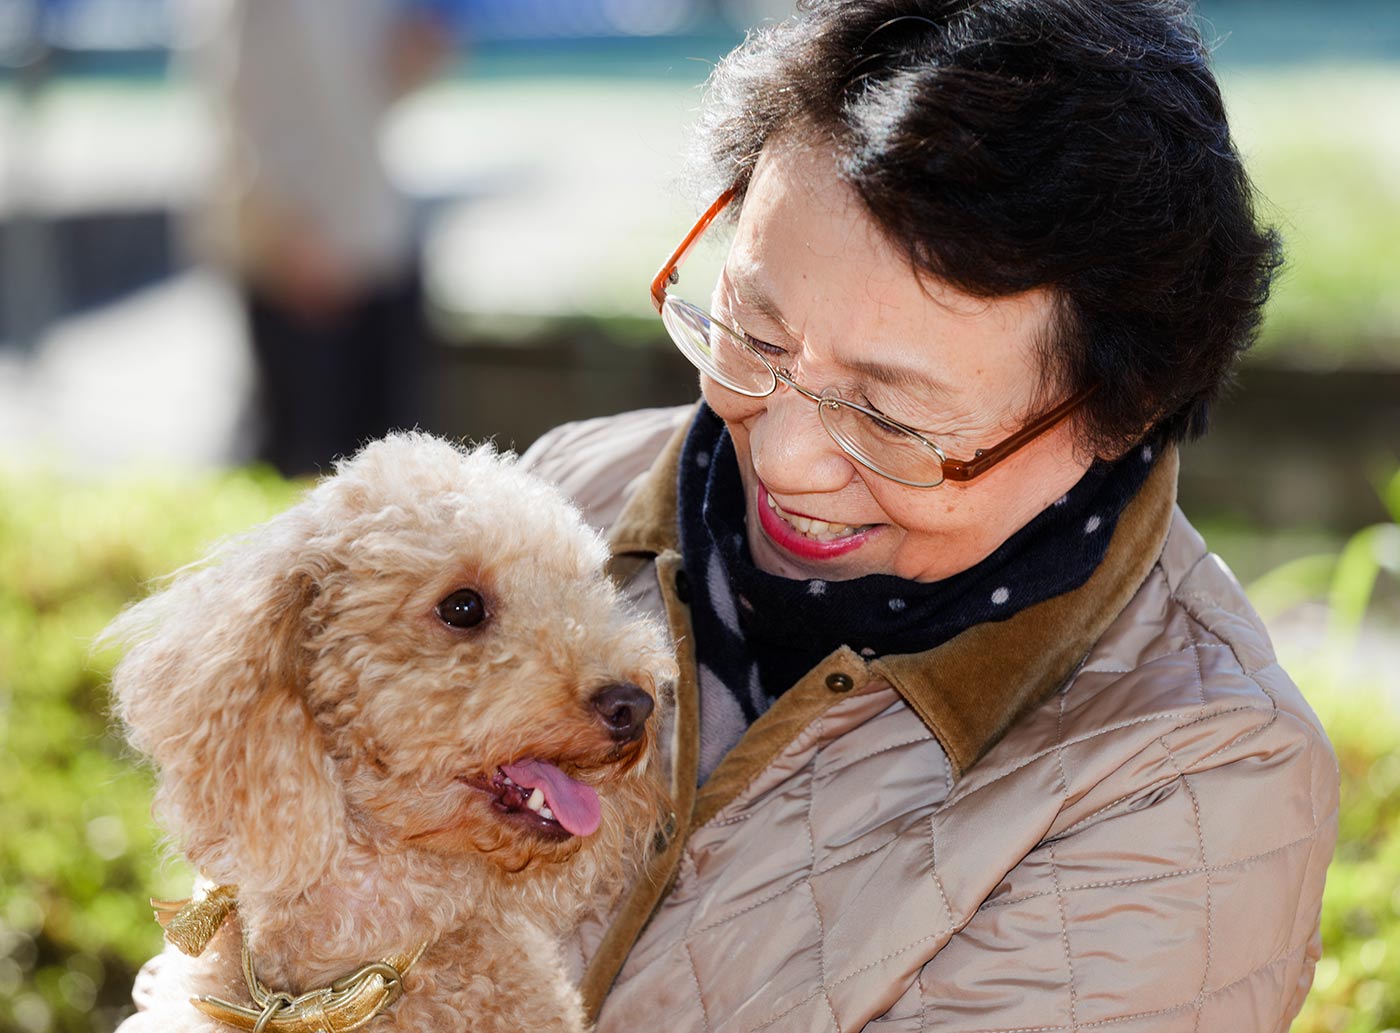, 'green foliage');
1296,686,1400,1033
0,462,301,1033
1221,65,1400,366
1248,470,1400,652
1250,469,1400,1033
